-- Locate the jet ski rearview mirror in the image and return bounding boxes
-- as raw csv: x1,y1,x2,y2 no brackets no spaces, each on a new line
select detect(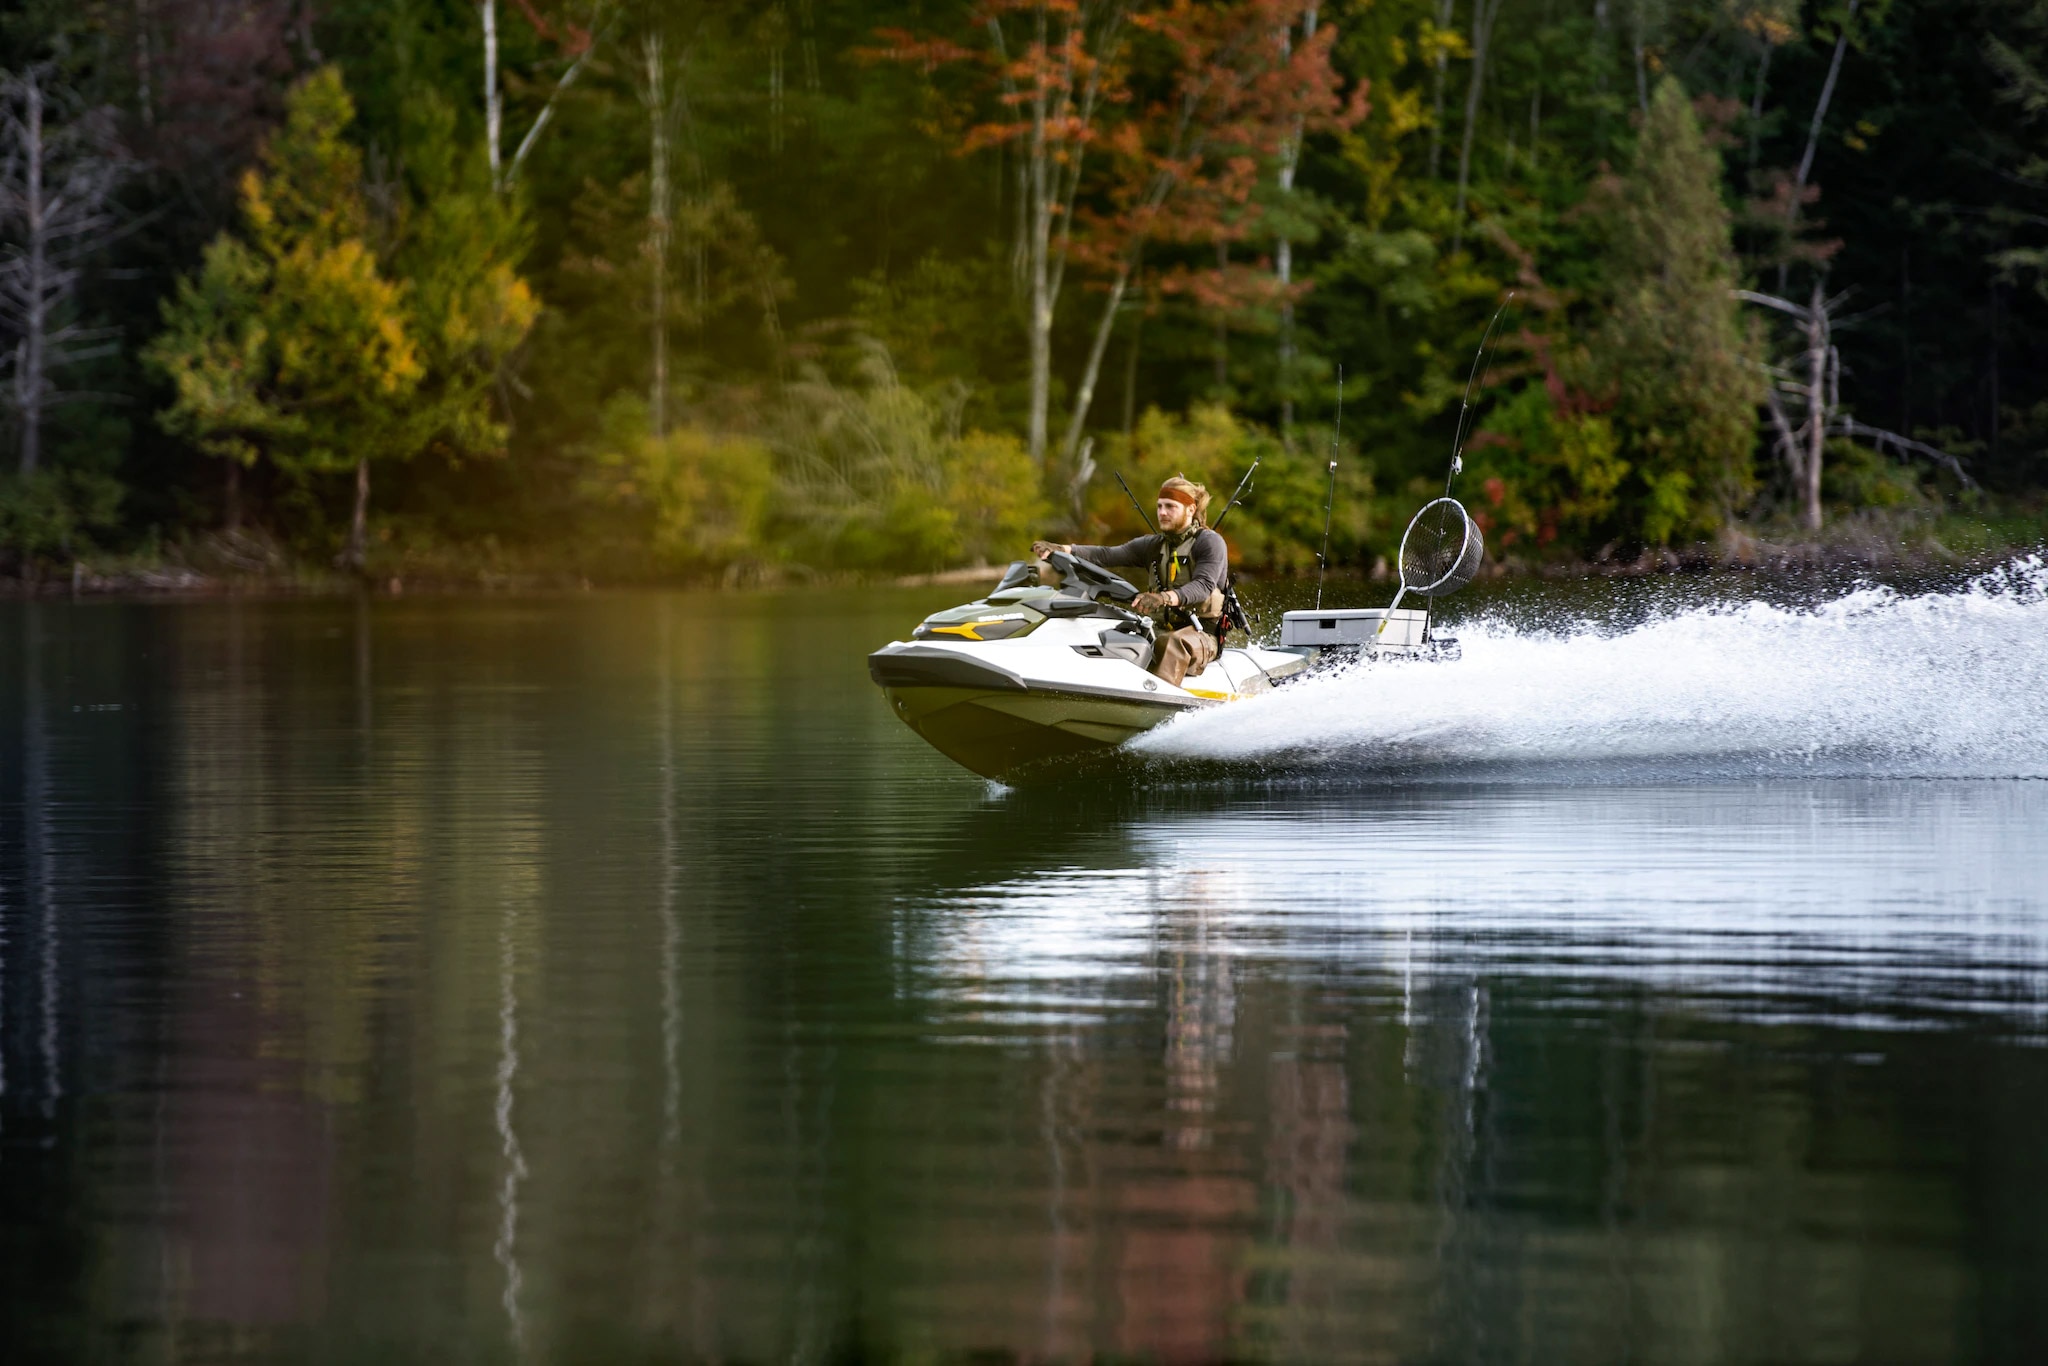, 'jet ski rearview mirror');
994,561,1039,592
